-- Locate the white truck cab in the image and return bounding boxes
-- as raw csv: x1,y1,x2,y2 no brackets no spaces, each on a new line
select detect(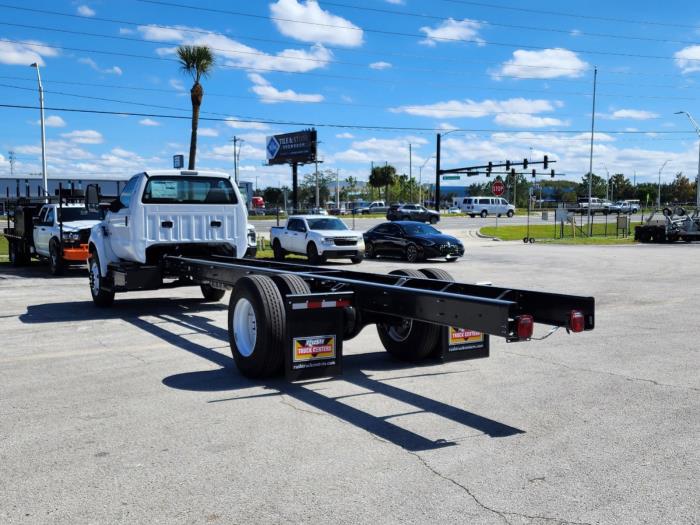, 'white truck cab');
87,170,248,306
